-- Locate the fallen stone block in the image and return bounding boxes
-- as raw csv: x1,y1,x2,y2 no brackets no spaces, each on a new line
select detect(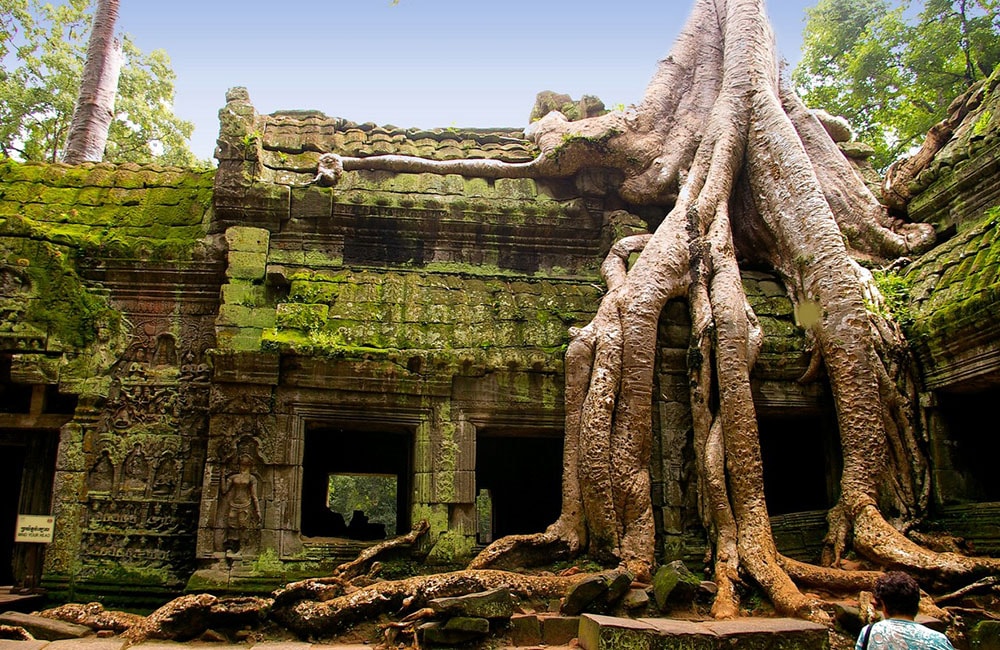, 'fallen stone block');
420,619,489,645
578,613,657,650
640,618,716,650
623,588,650,610
443,616,490,635
562,575,610,616
701,617,829,650
429,587,514,619
509,614,542,646
541,615,580,645
970,619,1000,650
604,572,635,606
0,611,92,641
651,561,700,611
